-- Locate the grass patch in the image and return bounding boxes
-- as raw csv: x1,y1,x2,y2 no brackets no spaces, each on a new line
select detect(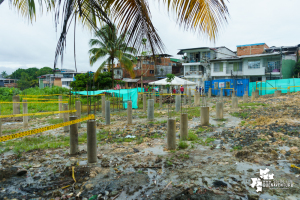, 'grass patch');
178,140,189,149
197,137,215,146
2,129,21,134
149,120,167,125
233,145,242,150
0,135,70,154
230,112,249,119
47,118,64,124
240,121,246,126
187,130,198,141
